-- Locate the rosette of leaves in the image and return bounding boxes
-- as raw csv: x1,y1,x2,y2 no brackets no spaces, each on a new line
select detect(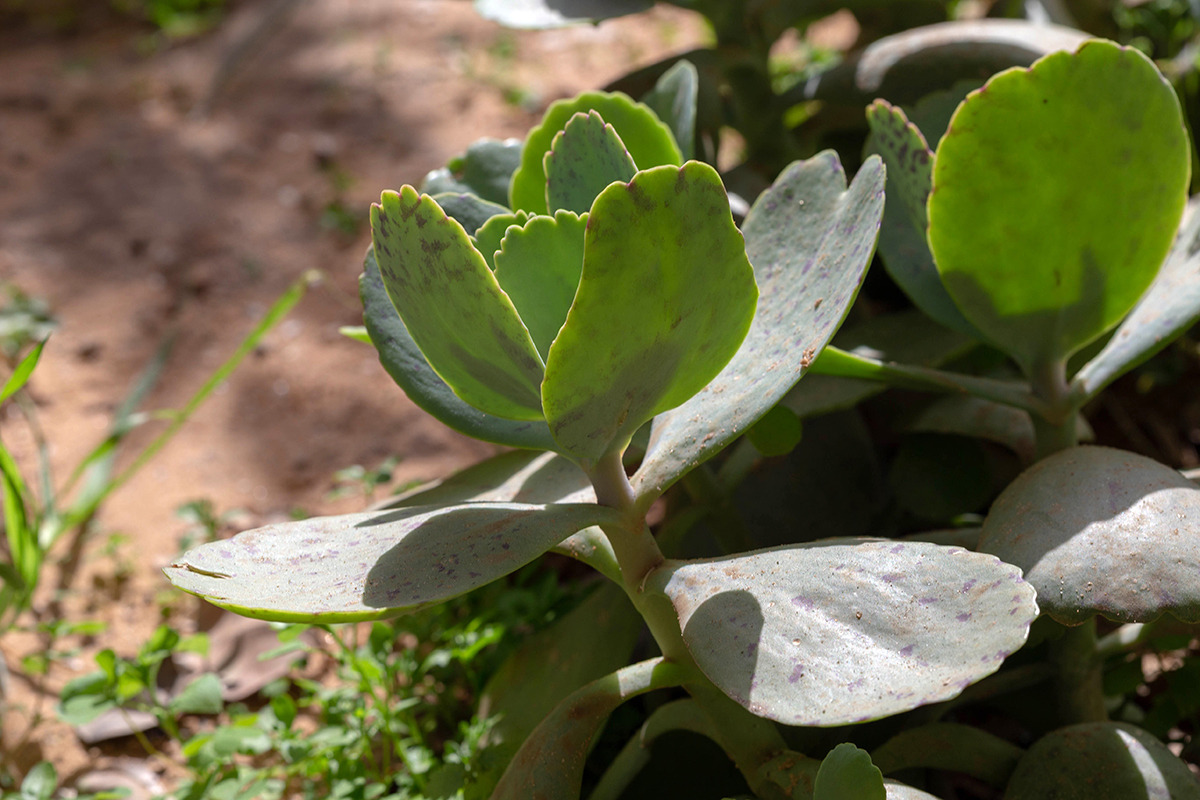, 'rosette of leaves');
166,92,1042,798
